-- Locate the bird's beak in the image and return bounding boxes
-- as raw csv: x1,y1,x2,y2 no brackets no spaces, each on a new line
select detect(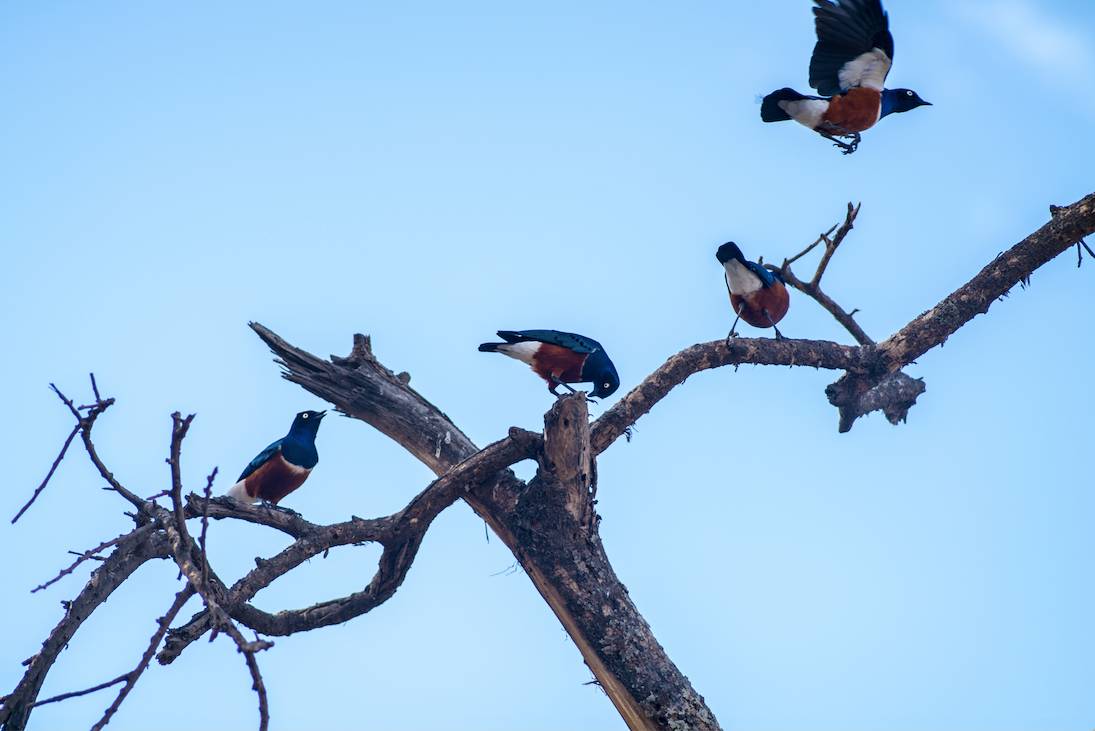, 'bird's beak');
922,100,933,106
317,411,327,419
